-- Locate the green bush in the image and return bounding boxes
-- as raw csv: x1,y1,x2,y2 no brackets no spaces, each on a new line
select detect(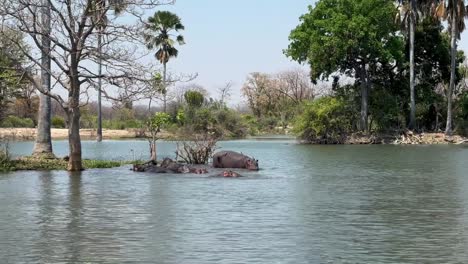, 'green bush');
258,116,279,131
0,116,34,128
214,109,248,138
0,146,14,172
102,119,143,130
51,116,66,128
293,97,353,143
80,113,97,129
241,114,260,135
184,90,205,108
